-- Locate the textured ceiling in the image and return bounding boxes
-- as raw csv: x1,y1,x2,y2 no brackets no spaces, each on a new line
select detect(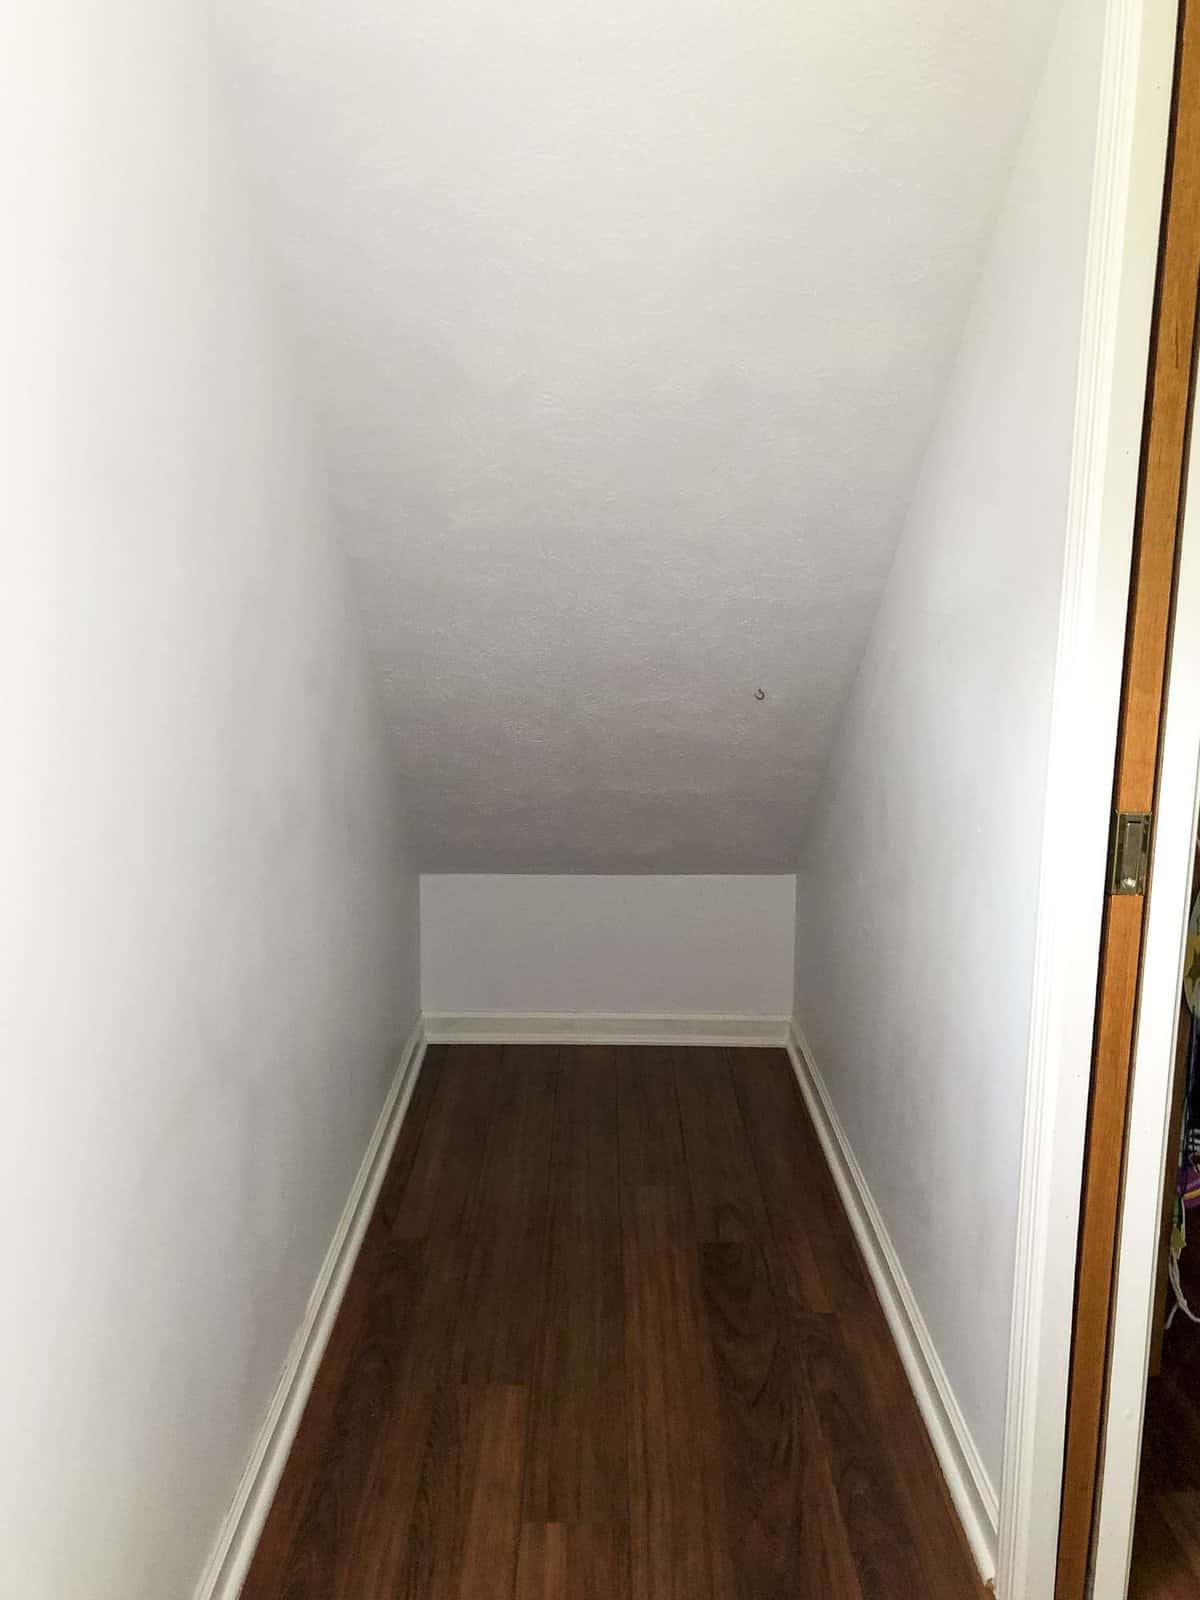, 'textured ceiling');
214,0,1056,871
